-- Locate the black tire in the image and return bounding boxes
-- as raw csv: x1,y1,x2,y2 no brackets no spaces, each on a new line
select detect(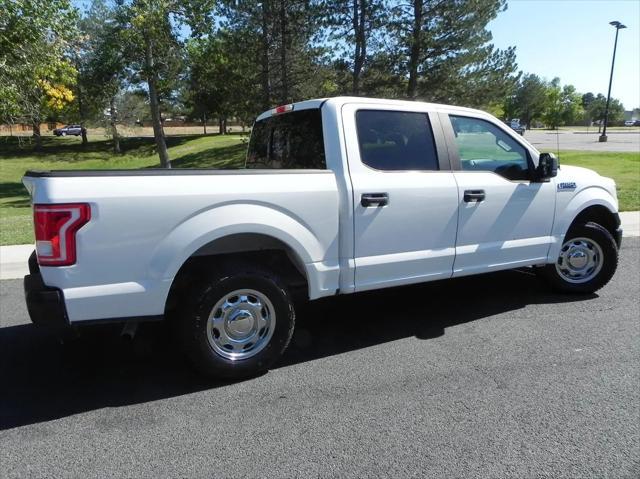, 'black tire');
539,221,618,294
178,264,295,379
